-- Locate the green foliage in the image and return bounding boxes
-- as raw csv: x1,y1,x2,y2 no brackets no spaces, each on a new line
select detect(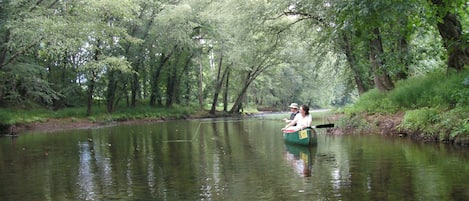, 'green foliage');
445,107,469,138
52,107,90,118
0,109,15,125
345,70,469,140
0,105,200,127
401,107,440,132
344,88,397,114
401,106,469,139
0,0,467,130
389,70,469,109
347,69,469,138
1,63,62,106
348,70,469,115
0,108,48,125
